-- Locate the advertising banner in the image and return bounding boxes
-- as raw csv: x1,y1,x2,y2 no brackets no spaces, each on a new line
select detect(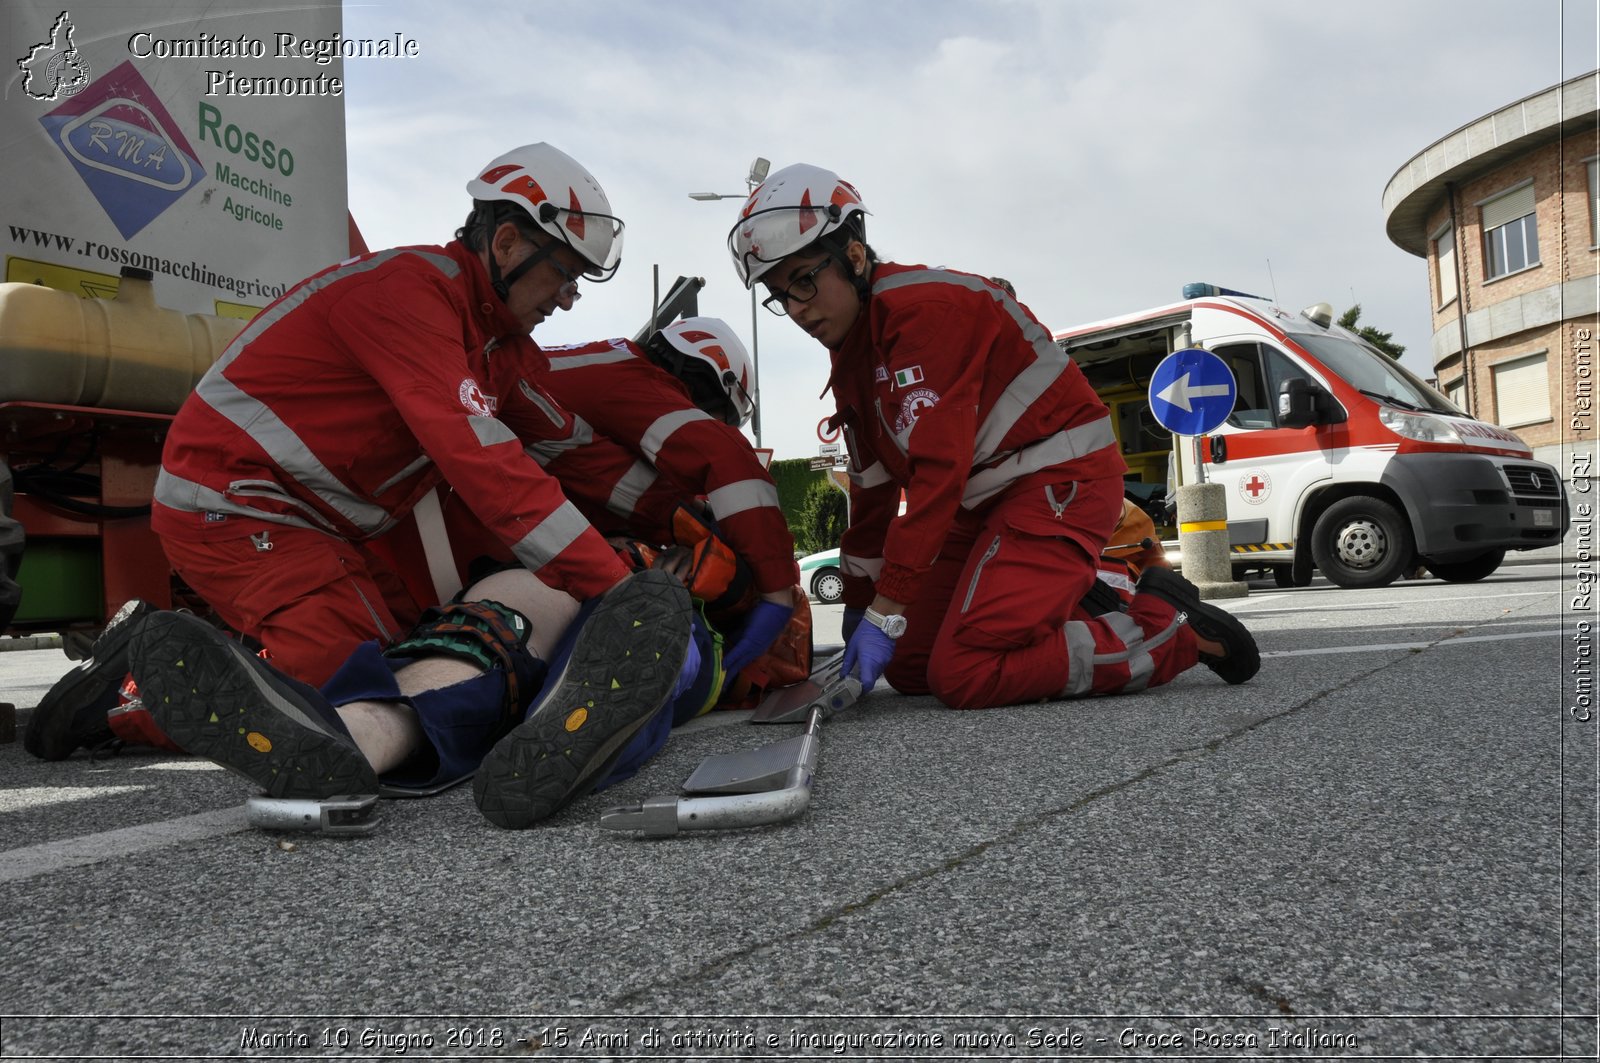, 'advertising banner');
2,1,359,318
